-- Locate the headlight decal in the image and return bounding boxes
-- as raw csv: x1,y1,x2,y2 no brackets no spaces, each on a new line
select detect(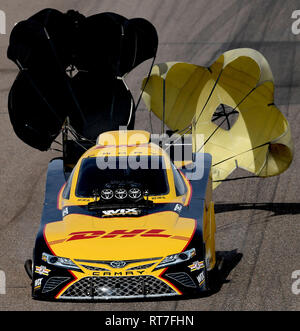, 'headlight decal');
154,248,196,270
42,253,82,272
